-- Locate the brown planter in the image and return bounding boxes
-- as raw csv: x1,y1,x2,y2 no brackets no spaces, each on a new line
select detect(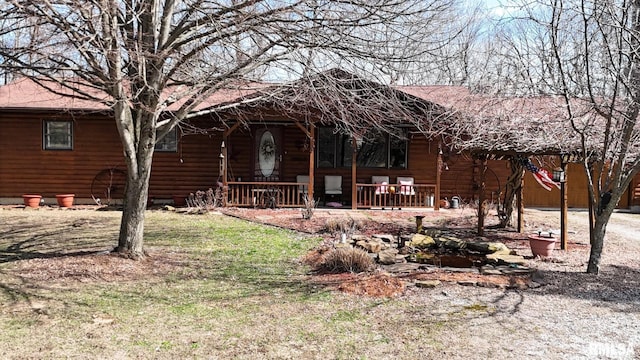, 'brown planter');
22,194,42,208
56,194,75,208
528,235,557,257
